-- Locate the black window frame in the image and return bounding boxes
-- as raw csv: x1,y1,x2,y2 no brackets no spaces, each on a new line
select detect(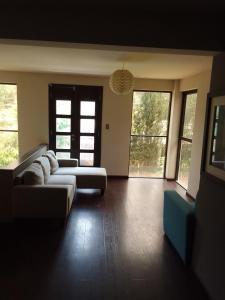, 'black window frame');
176,89,198,188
